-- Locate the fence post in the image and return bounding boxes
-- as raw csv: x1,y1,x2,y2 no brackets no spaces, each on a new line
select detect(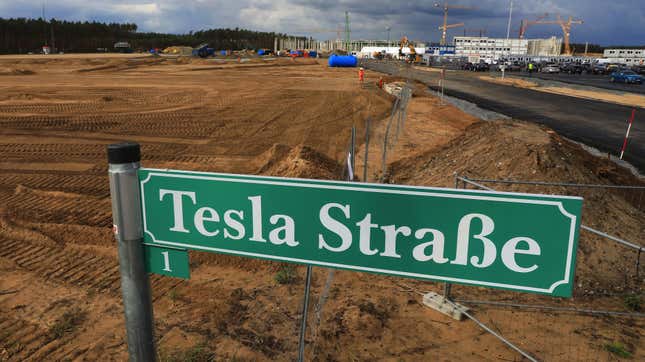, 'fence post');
442,173,463,301
107,142,156,362
363,117,371,182
637,248,642,278
298,265,313,362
